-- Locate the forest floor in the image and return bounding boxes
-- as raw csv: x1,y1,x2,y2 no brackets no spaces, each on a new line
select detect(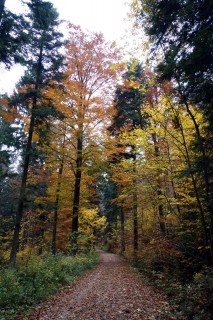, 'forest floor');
18,251,171,320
